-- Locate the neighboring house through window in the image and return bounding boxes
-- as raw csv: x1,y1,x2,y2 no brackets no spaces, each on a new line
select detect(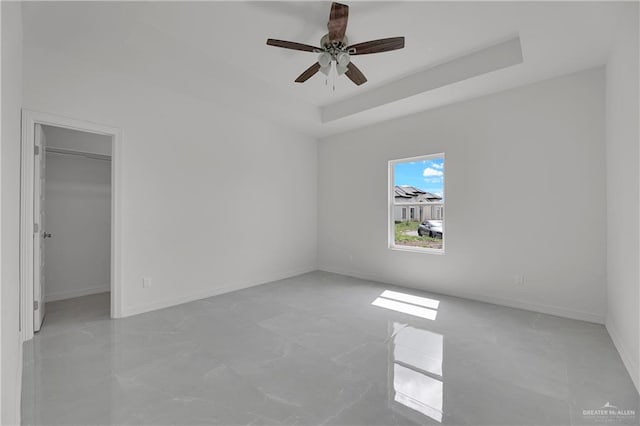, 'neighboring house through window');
389,153,445,253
